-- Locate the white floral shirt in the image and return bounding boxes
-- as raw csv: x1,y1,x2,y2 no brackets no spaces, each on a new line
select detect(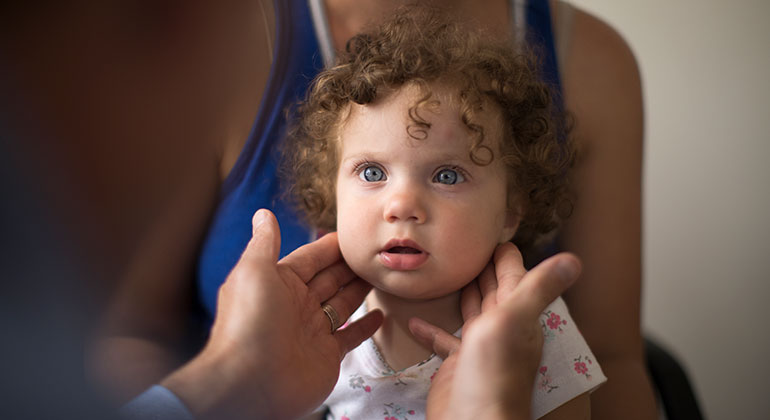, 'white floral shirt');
320,297,606,420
